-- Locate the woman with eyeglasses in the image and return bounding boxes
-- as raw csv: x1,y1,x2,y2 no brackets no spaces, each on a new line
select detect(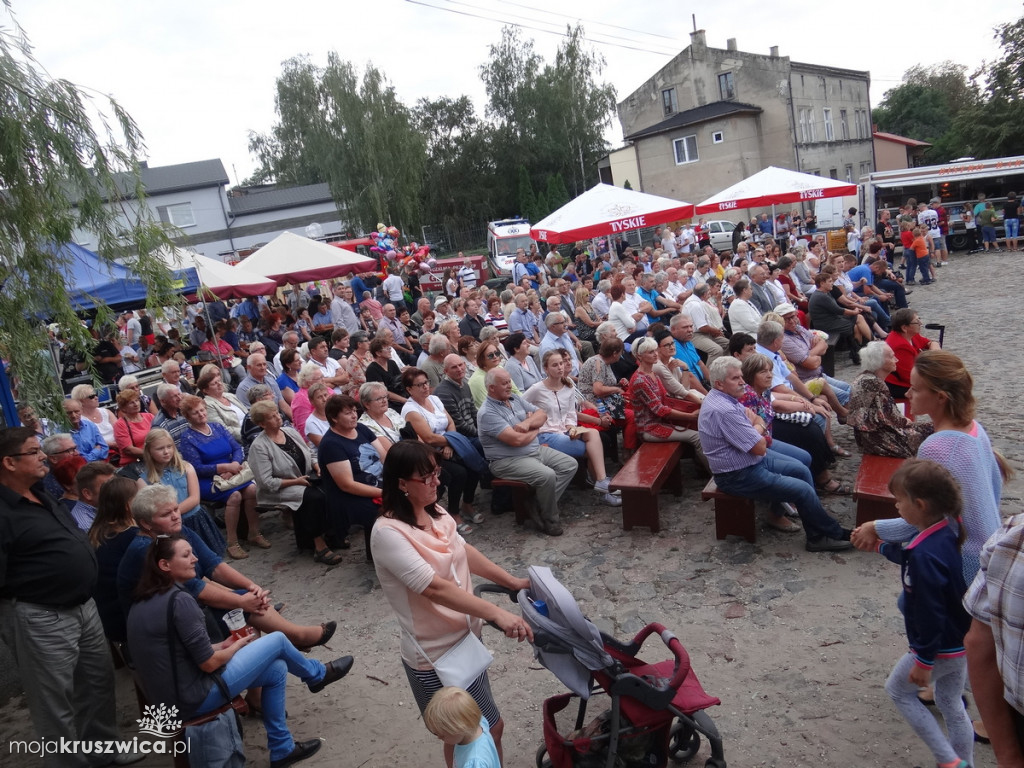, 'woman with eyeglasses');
457,335,480,376
400,367,480,534
370,441,531,768
113,388,154,467
884,309,941,399
469,340,518,408
357,382,406,445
